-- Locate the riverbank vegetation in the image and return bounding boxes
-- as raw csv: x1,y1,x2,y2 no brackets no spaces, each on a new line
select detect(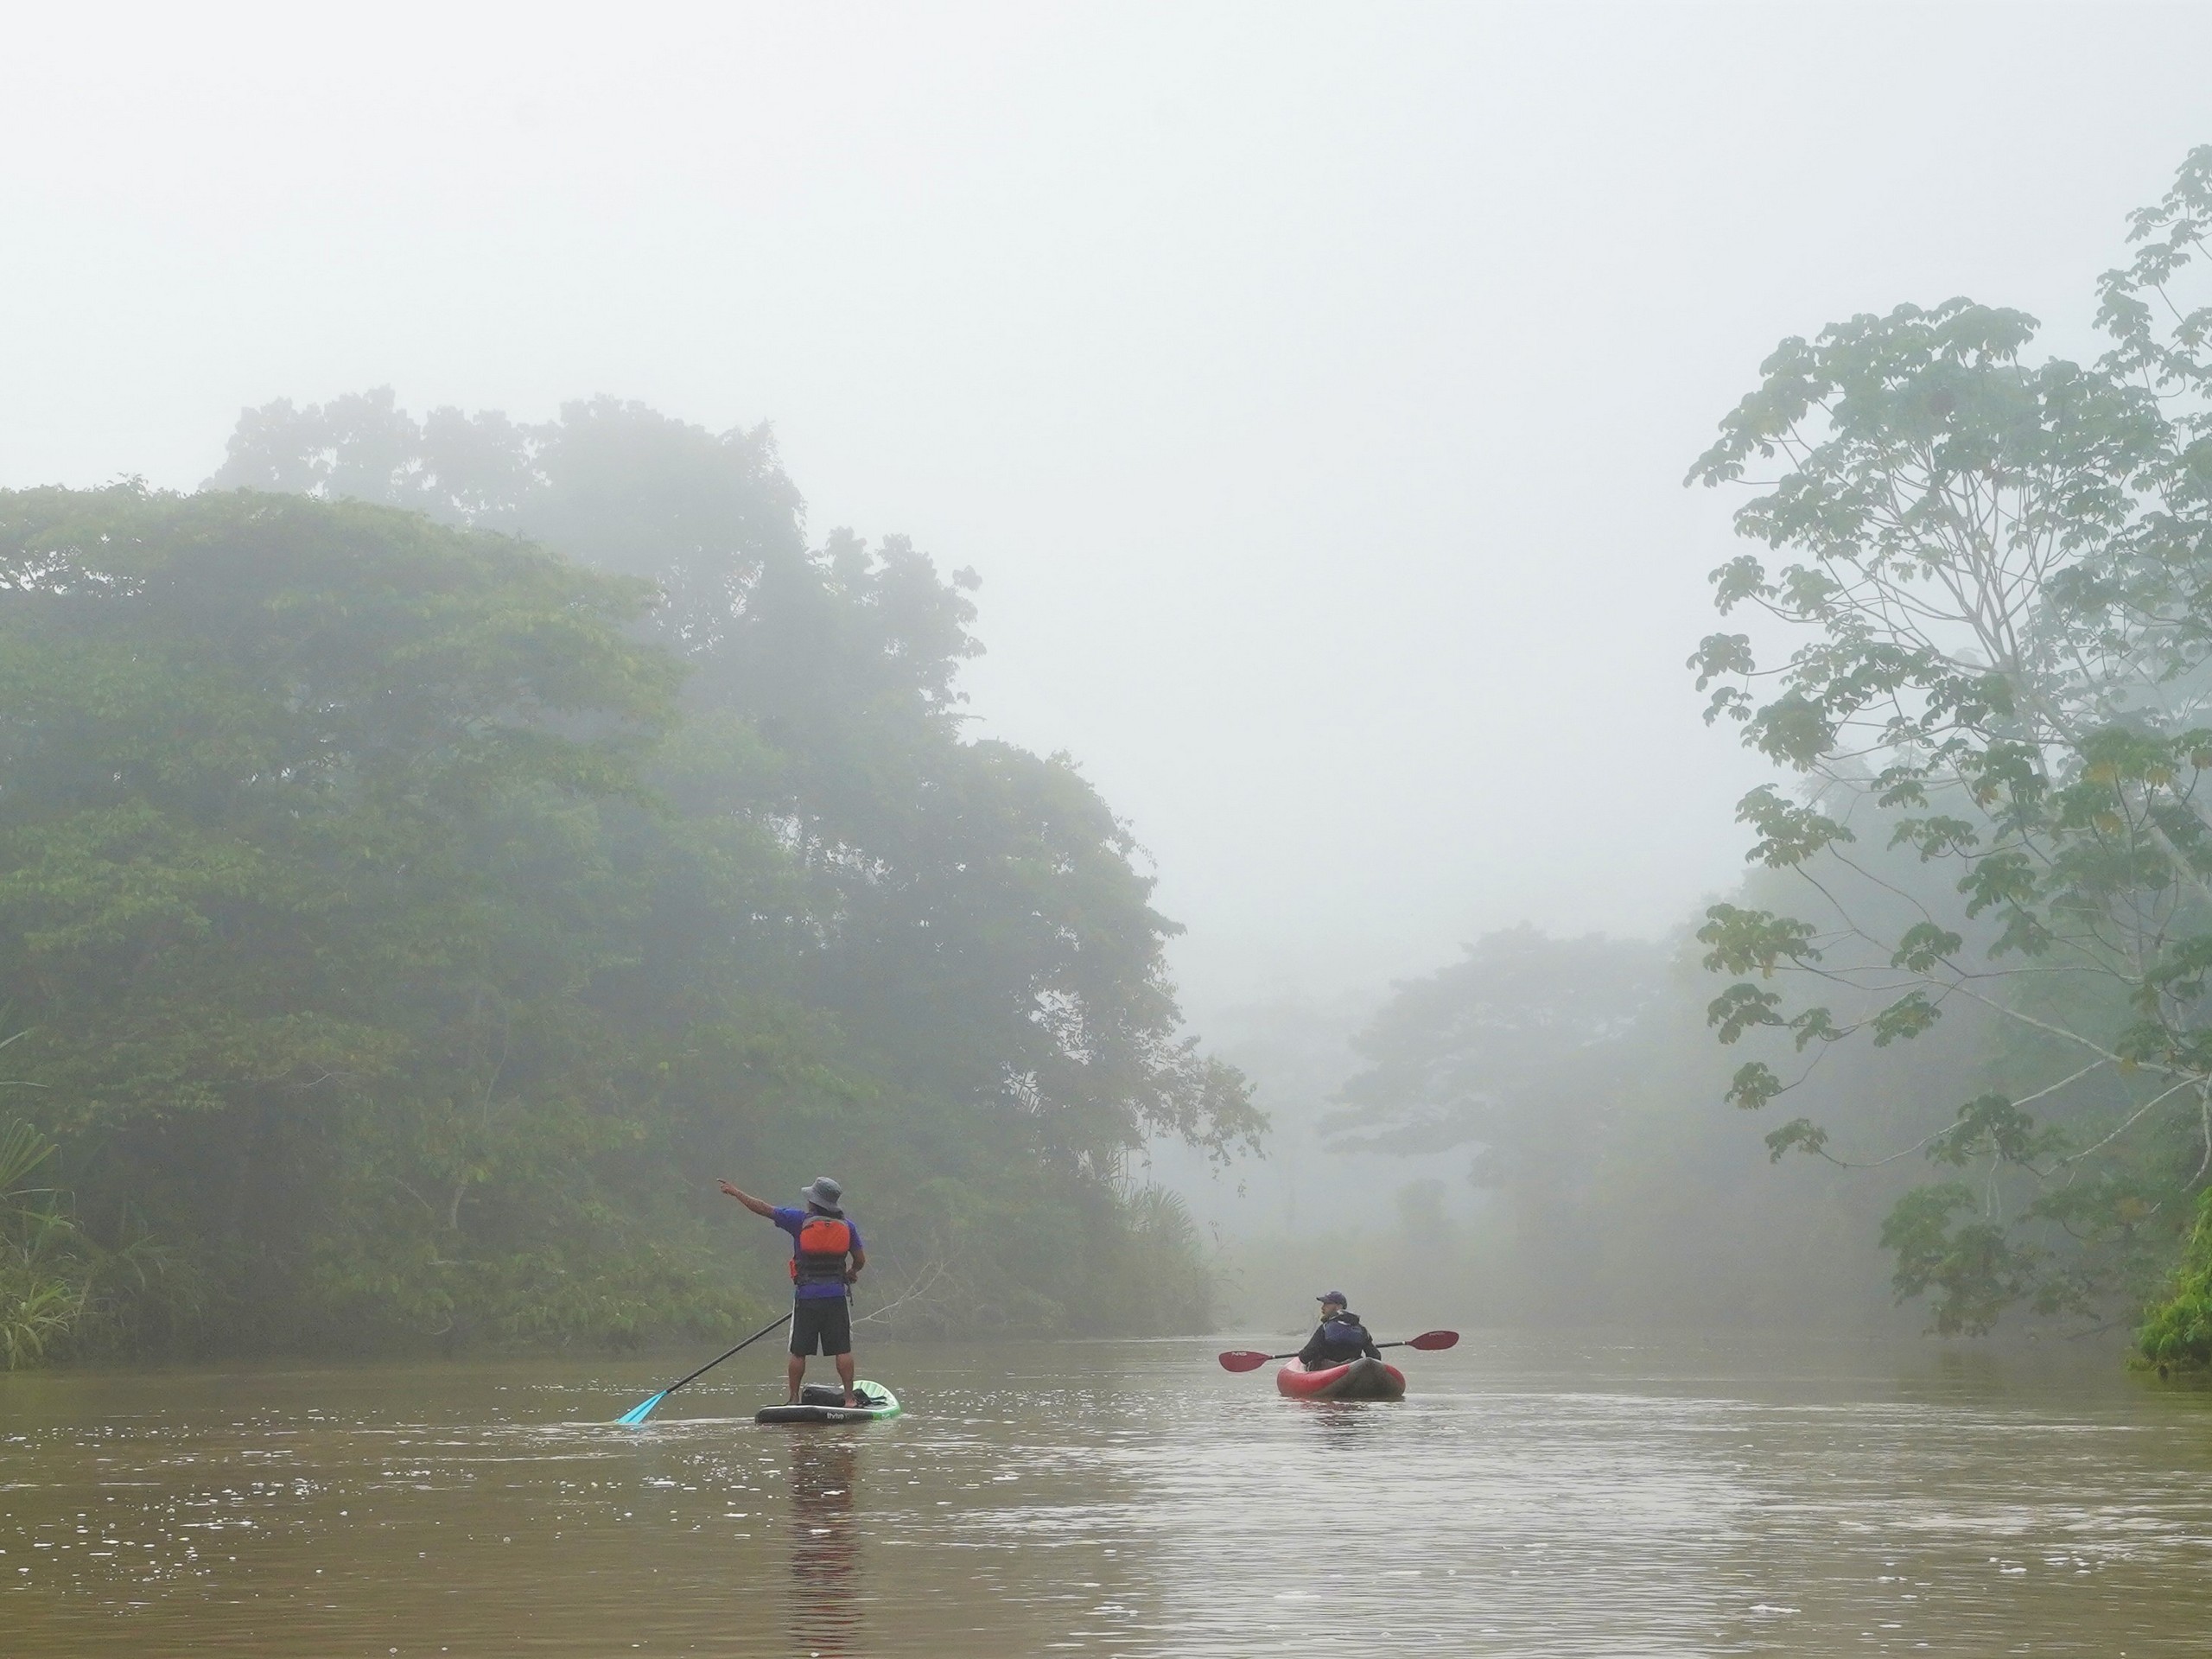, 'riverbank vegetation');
0,429,1255,1365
